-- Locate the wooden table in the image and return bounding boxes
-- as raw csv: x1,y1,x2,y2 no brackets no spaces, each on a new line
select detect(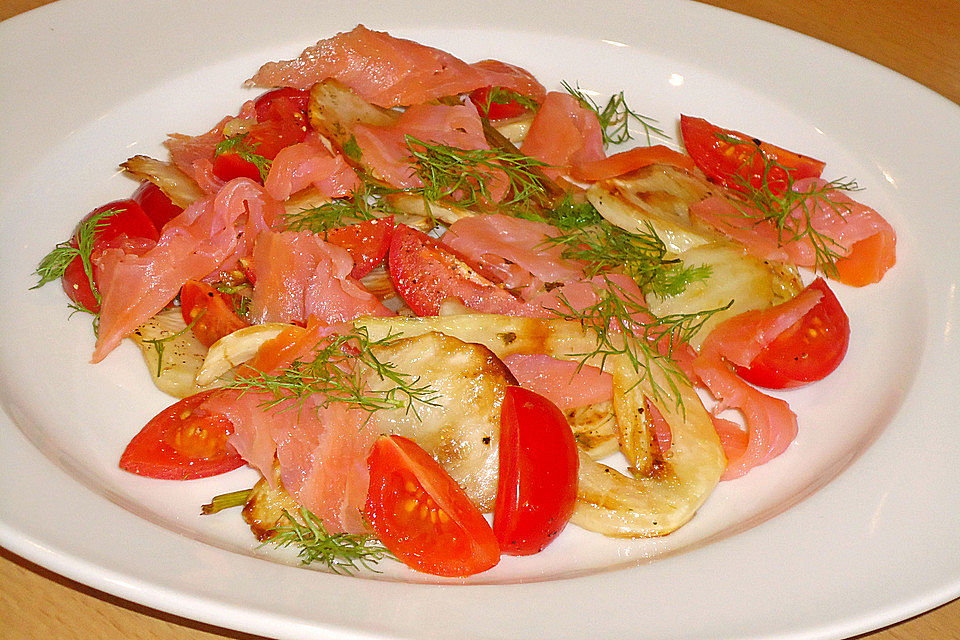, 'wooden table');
2,1,958,638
